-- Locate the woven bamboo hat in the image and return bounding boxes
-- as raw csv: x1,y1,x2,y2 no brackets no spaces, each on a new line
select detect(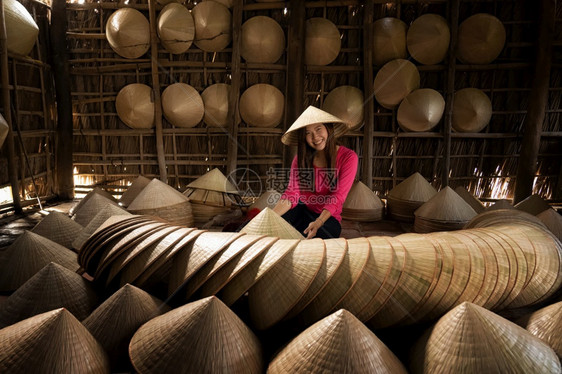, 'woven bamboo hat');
454,186,486,213
161,83,204,128
373,59,420,109
407,14,450,65
0,262,98,328
83,284,169,366
0,113,8,148
106,8,150,59
373,17,408,67
269,309,408,374
185,167,238,194
514,194,551,216
517,301,562,358
249,189,281,211
248,238,326,330
410,302,561,373
70,187,117,215
397,88,445,132
415,186,478,222
241,16,285,63
157,3,195,54
73,193,120,227
322,85,365,130
452,88,492,132
281,105,350,146
201,83,240,127
239,83,284,128
305,17,341,65
119,175,151,207
72,205,130,251
342,181,384,222
0,231,79,292
388,172,437,202
241,207,304,239
0,308,110,373
4,0,39,56
31,211,84,249
537,208,562,241
192,1,232,52
129,296,263,374
115,83,154,129
457,13,506,64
